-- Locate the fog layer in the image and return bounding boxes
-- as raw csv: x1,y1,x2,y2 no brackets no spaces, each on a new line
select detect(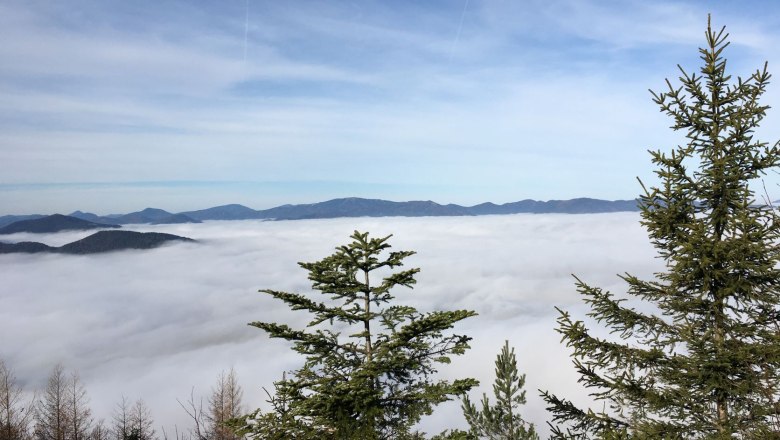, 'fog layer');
0,213,661,436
